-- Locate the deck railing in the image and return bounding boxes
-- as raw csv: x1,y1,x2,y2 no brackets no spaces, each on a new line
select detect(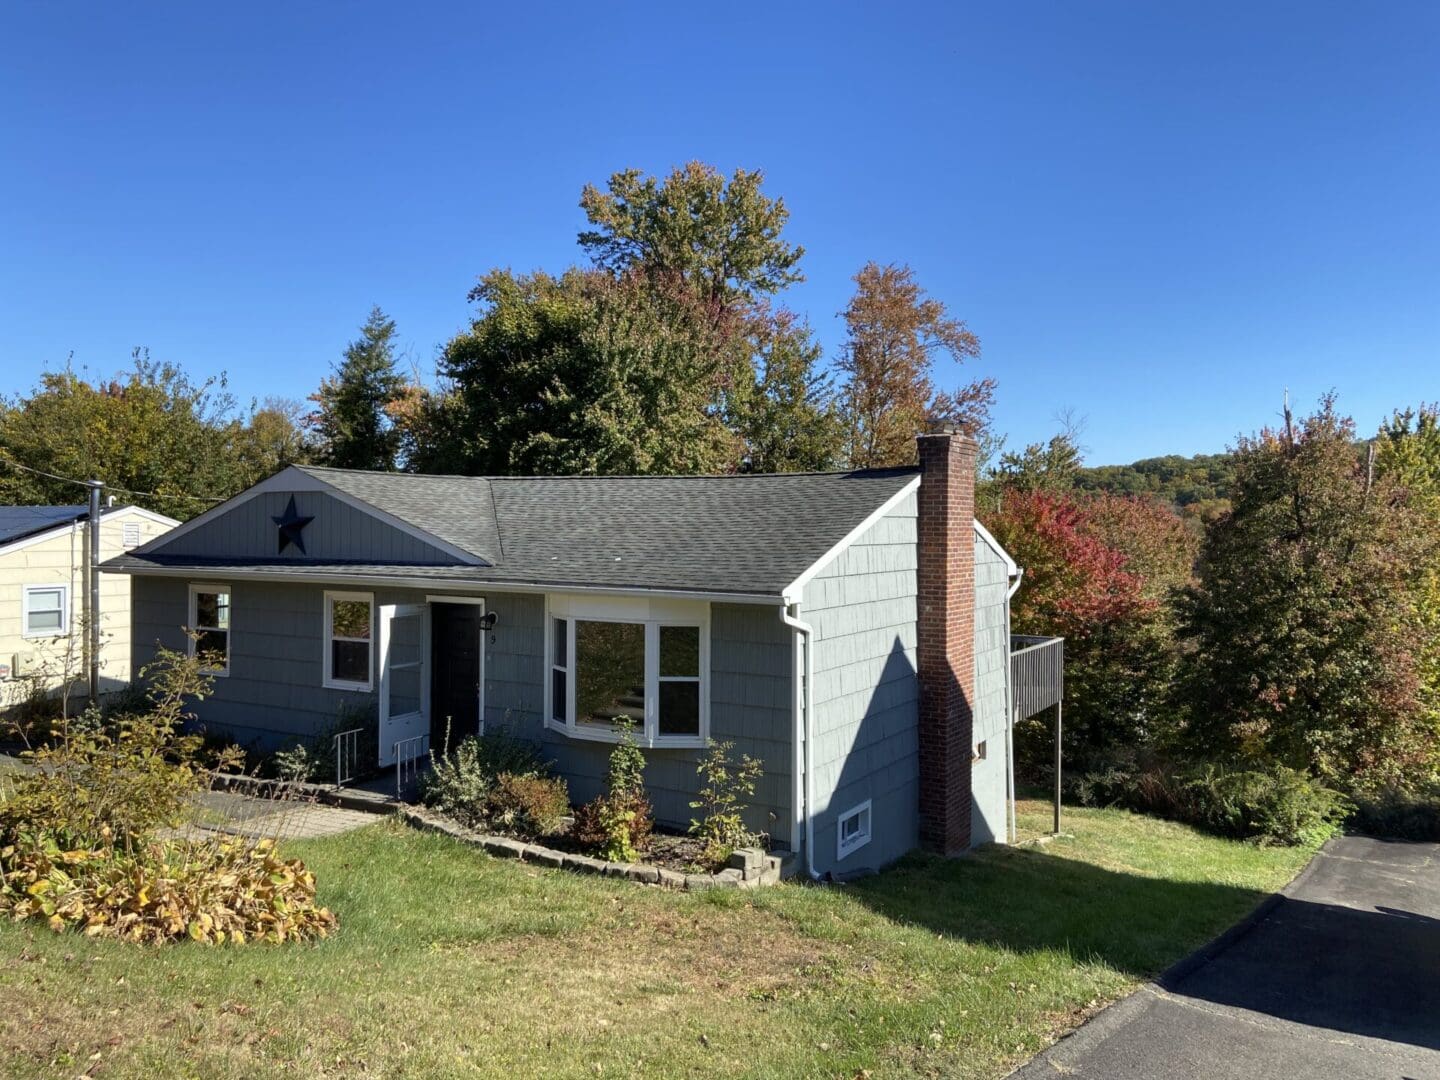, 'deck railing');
1010,635,1064,720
